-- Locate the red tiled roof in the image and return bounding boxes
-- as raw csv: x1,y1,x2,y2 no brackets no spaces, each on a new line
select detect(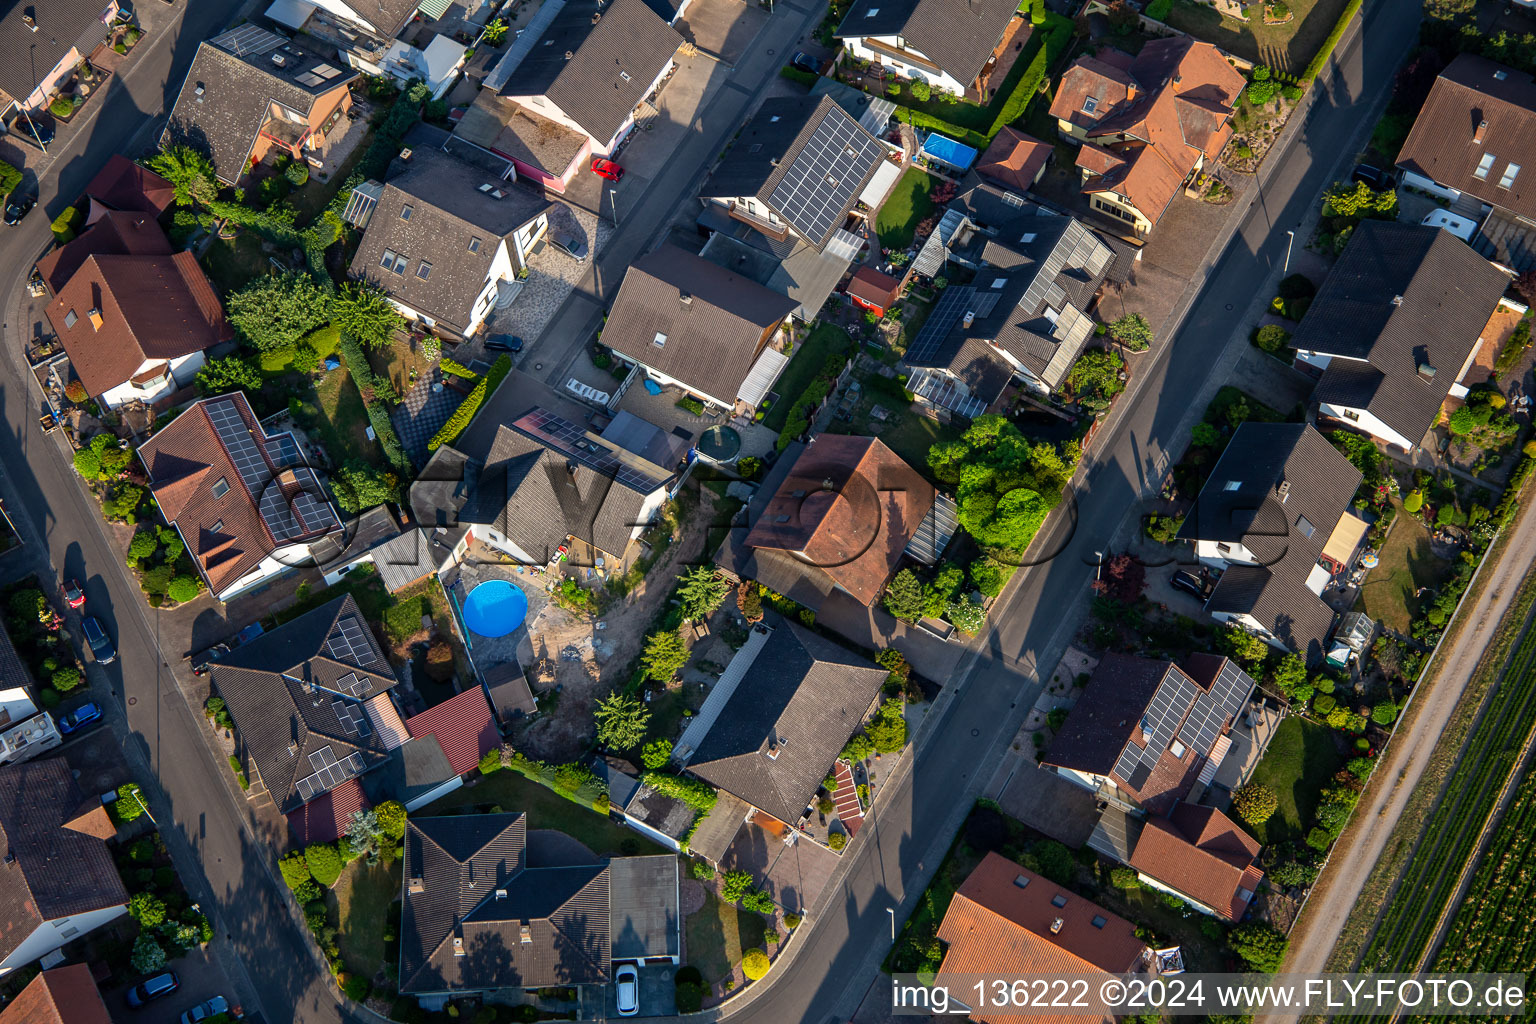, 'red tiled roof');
83,155,177,219
936,852,1145,1024
0,964,112,1024
846,266,902,311
35,210,173,295
406,687,499,776
1129,804,1262,920
976,127,1052,193
287,777,370,844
